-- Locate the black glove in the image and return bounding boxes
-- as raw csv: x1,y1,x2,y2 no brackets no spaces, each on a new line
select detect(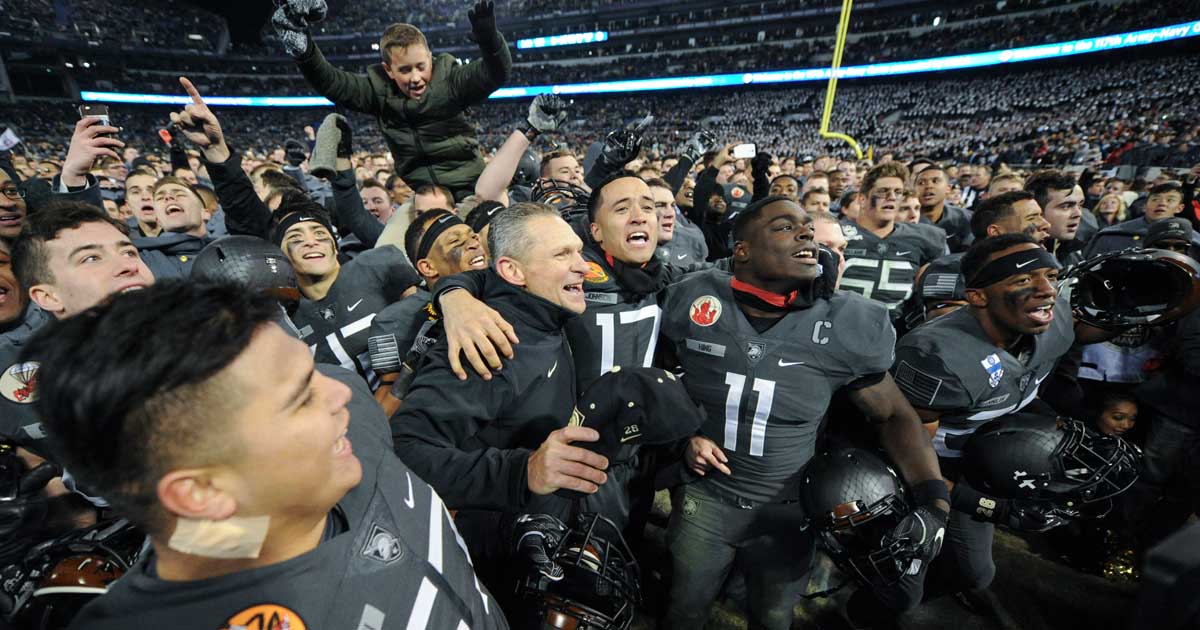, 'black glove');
284,139,308,167
1001,499,1070,532
468,0,502,49
951,479,1069,533
0,460,59,566
334,117,354,159
513,513,568,582
752,152,773,177
521,95,568,140
882,504,948,575
599,115,652,170
680,130,717,164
